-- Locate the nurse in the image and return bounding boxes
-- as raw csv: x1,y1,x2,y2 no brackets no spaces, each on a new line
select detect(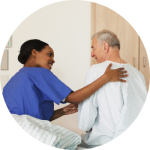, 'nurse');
3,39,128,121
